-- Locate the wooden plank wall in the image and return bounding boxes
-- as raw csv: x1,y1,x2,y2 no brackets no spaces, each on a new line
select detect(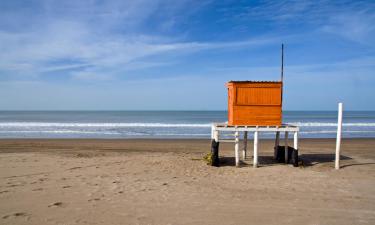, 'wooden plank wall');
227,82,282,126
